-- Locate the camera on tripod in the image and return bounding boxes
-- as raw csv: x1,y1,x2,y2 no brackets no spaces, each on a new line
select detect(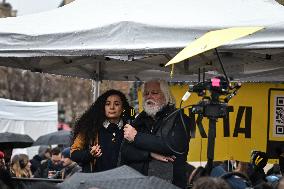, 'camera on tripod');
192,102,228,119
189,76,237,119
